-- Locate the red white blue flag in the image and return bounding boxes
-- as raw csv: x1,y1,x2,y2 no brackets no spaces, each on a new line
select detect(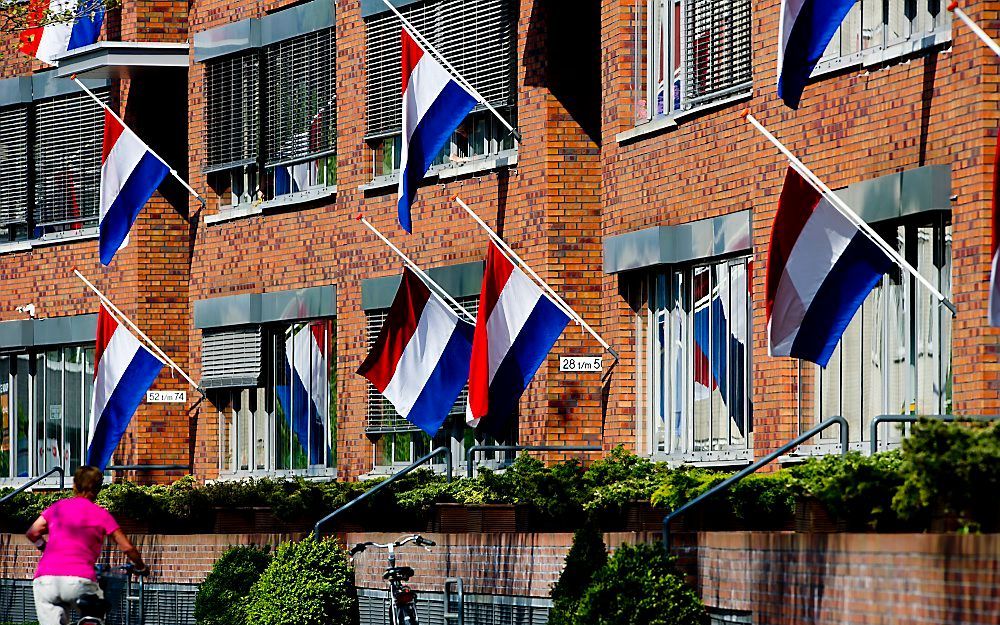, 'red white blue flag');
358,268,474,435
88,305,163,470
276,322,329,464
99,111,170,265
397,28,476,232
777,0,855,109
19,0,104,66
990,131,1000,327
468,244,570,429
765,167,894,366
